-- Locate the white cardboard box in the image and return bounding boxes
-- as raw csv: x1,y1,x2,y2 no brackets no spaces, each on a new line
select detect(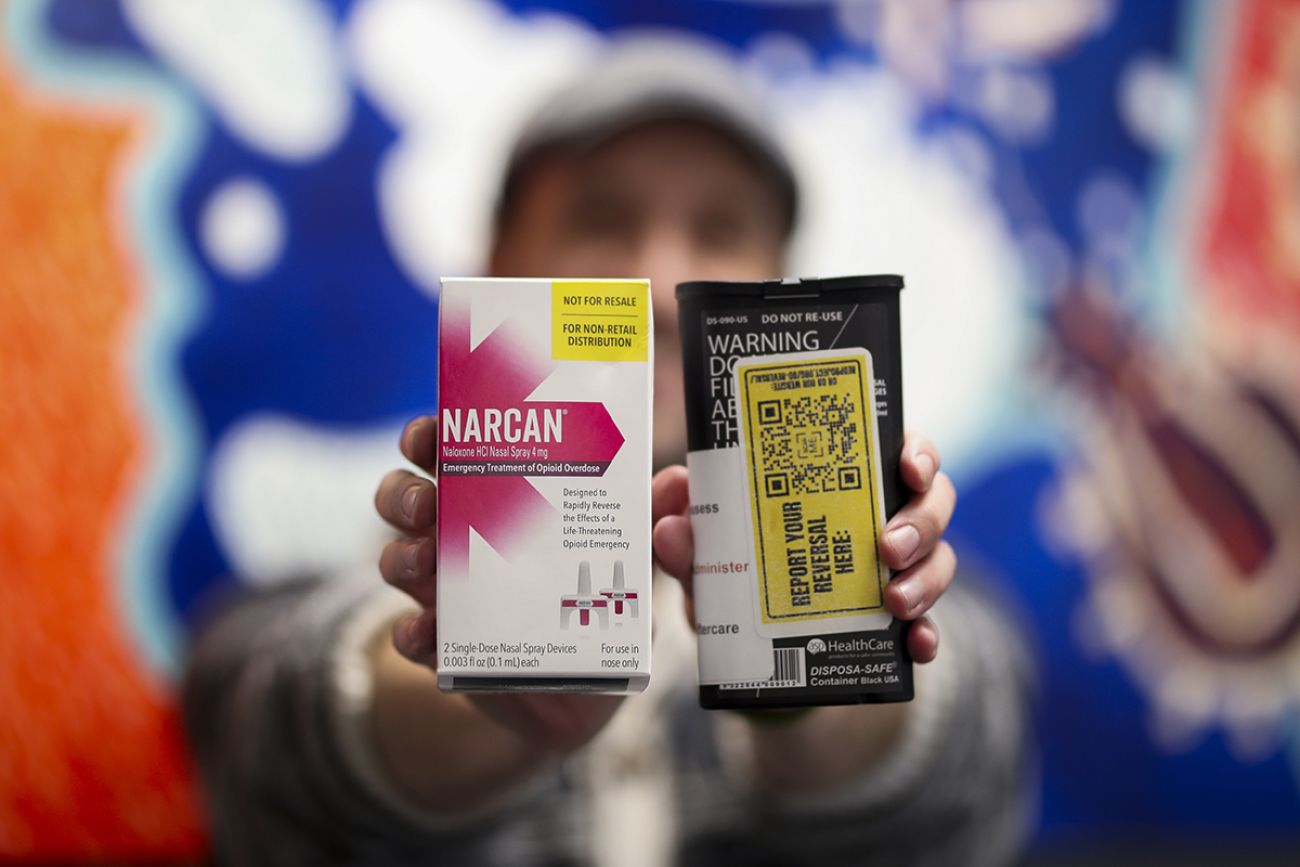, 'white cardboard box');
435,277,653,693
